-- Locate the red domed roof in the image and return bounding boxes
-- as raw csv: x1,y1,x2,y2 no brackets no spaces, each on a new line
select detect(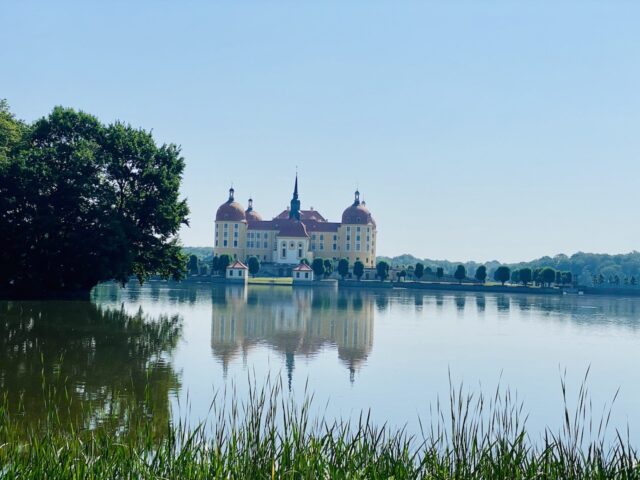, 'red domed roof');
341,191,375,226
216,188,246,222
245,198,263,221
